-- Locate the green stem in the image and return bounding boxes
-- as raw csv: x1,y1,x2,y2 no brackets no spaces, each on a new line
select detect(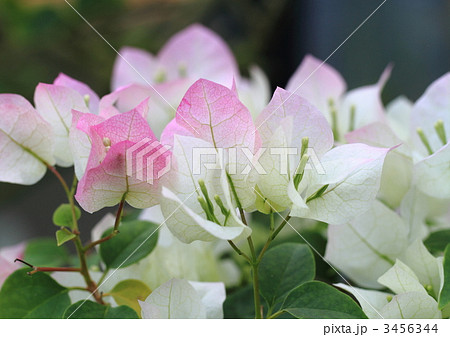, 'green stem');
113,195,126,231
269,212,275,231
84,196,125,253
227,240,251,263
251,262,262,319
46,164,79,232
47,164,104,304
267,310,285,319
270,215,290,242
74,237,104,304
67,286,90,292
257,215,291,262
238,207,262,319
238,208,257,257
14,259,81,275
232,207,292,319
226,174,263,318
70,174,78,195
253,214,292,319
